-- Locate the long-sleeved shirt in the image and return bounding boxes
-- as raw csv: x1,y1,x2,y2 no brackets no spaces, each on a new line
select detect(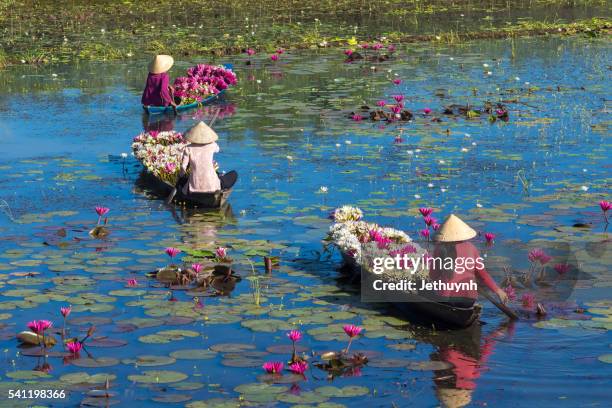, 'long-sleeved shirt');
429,241,499,299
141,72,173,106
180,143,221,194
